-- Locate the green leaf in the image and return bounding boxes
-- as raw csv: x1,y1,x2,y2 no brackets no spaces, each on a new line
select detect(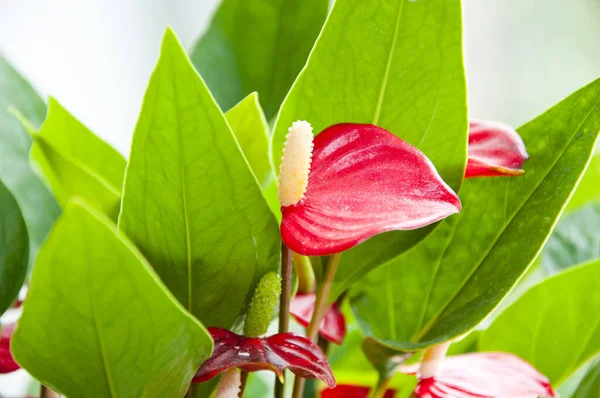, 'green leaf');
480,259,600,386
119,28,280,329
566,154,600,212
27,98,125,219
270,0,468,297
190,0,328,119
12,200,213,398
573,359,600,398
225,92,273,188
0,56,60,262
0,179,28,315
351,78,600,350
